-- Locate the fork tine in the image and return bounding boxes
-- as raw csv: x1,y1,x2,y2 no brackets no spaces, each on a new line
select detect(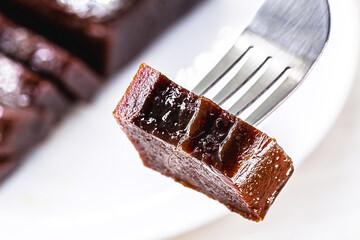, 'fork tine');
227,63,289,115
245,75,298,126
192,40,250,96
212,55,270,105
194,0,329,126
